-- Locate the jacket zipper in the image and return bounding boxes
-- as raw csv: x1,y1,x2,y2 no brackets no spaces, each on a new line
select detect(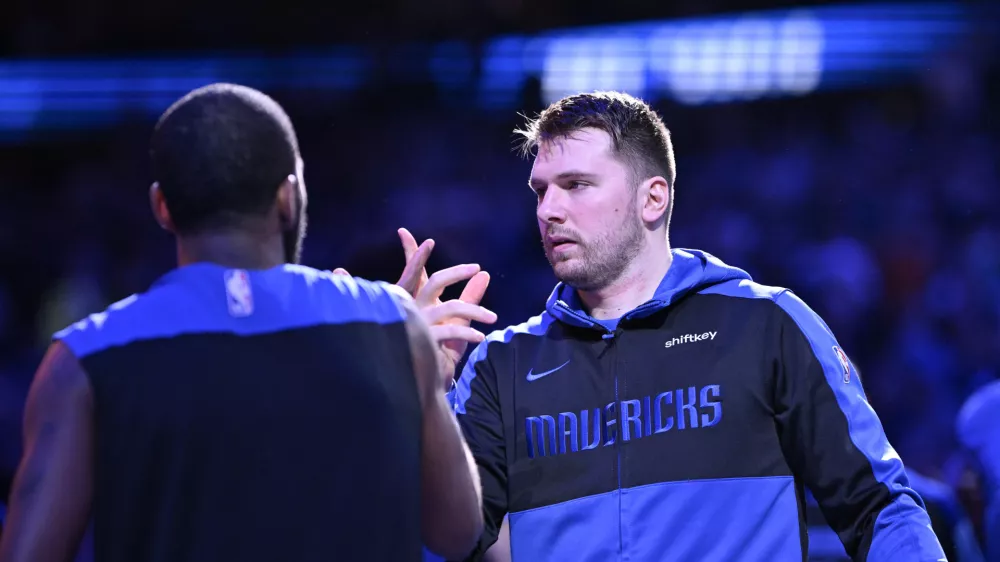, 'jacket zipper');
551,294,716,560
560,300,641,560
603,326,624,561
